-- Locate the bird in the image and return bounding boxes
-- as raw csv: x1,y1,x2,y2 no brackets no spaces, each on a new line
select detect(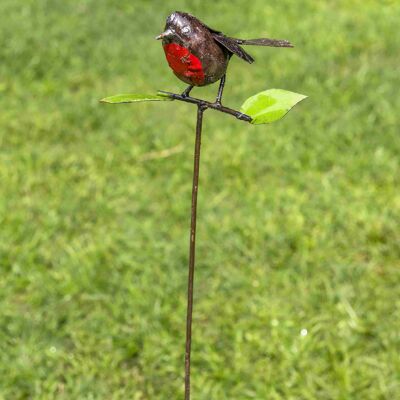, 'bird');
156,11,293,105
